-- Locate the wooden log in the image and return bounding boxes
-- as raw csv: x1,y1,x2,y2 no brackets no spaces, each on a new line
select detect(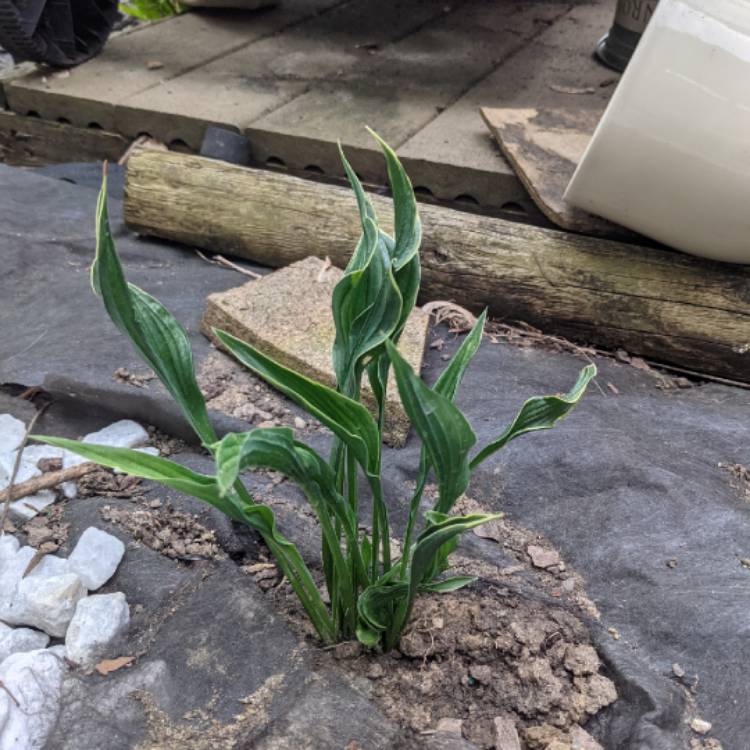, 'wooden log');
124,149,750,383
